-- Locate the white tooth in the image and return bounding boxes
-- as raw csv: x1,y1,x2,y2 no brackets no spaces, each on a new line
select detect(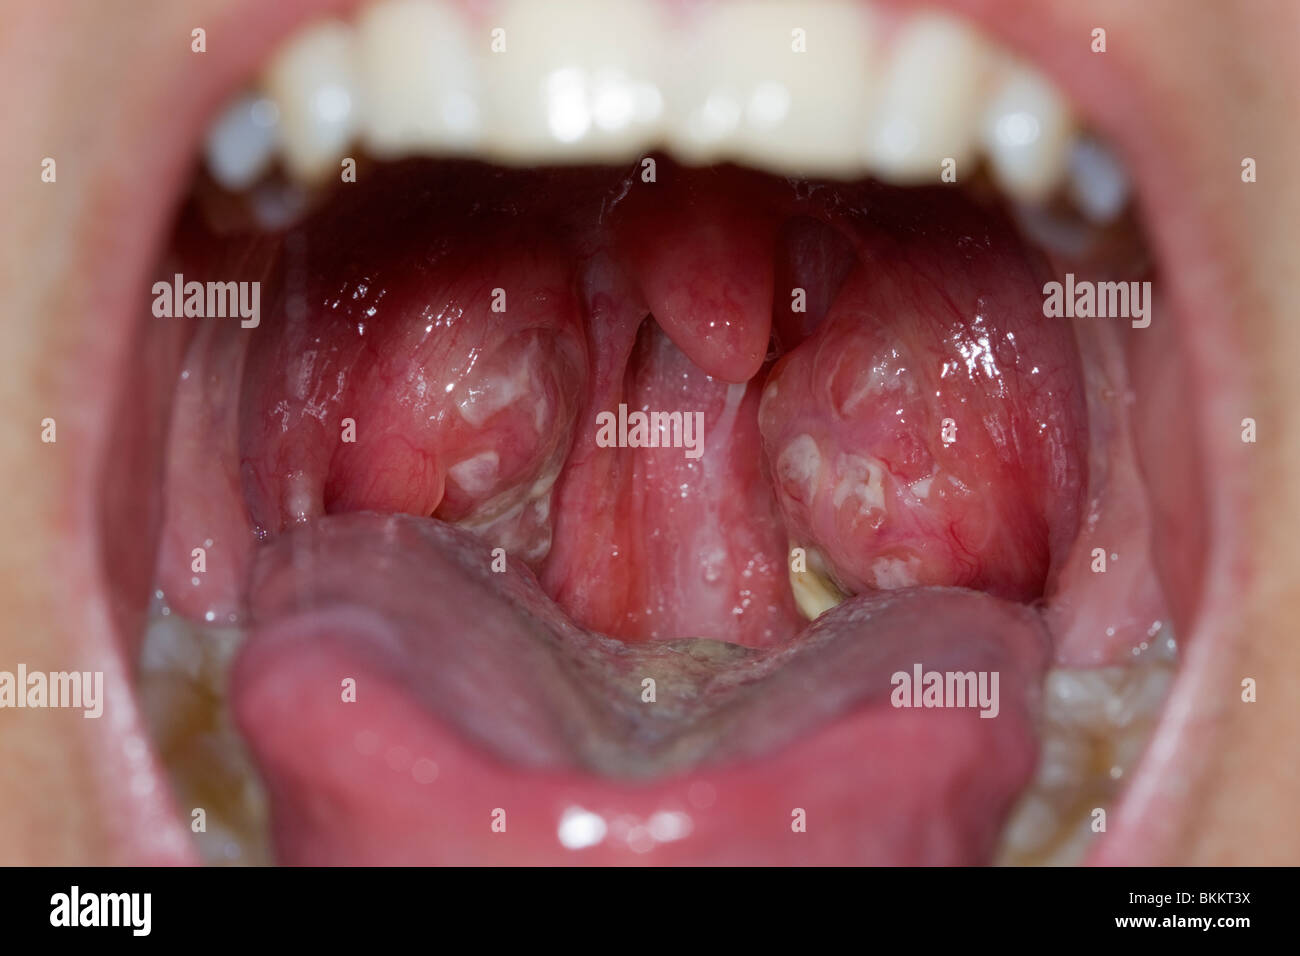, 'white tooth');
356,0,482,158
1033,727,1092,791
482,0,668,163
669,1,879,177
1043,667,1120,731
864,13,991,183
979,64,1074,203
789,546,845,621
1049,818,1096,866
204,94,280,191
140,614,204,680
1110,721,1154,776
1068,138,1131,224
263,20,360,181
1102,663,1173,729
998,658,1175,865
1000,793,1060,854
